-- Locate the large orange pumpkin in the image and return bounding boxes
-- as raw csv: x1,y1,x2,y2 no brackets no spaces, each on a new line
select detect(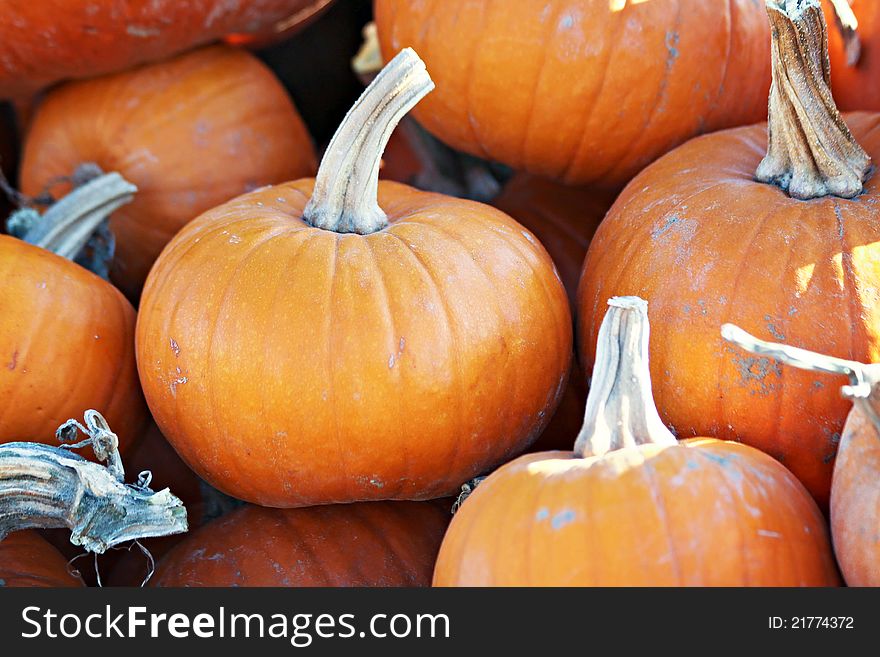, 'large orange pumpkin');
20,45,316,301
0,531,84,588
0,213,146,452
434,298,839,587
723,323,880,586
136,49,571,507
375,0,771,188
493,173,611,451
577,0,880,506
0,0,334,98
825,0,880,110
153,501,450,587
